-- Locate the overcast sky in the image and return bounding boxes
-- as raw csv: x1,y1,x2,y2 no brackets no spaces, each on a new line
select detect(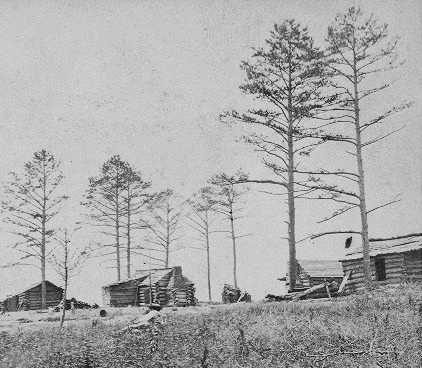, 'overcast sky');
0,0,421,303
